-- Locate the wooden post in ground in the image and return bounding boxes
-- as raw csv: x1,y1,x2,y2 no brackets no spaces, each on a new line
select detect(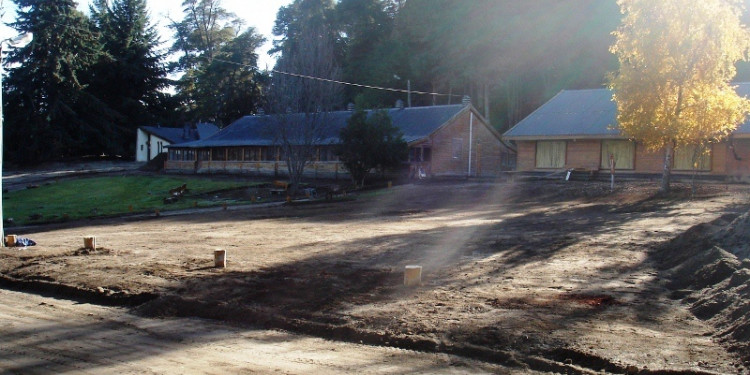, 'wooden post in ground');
84,236,96,250
404,265,422,286
214,249,226,268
